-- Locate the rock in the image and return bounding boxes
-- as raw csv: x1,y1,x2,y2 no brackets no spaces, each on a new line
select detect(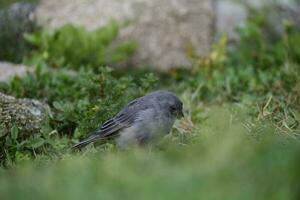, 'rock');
35,0,214,70
215,0,247,43
0,3,36,62
0,92,49,138
0,62,30,82
0,2,35,22
215,0,300,42
264,3,300,38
